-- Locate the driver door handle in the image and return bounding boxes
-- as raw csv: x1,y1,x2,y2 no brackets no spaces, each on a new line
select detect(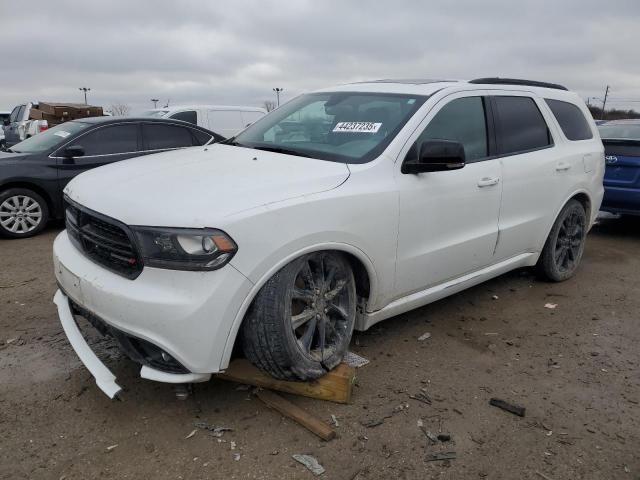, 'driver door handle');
477,176,500,188
556,162,572,171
